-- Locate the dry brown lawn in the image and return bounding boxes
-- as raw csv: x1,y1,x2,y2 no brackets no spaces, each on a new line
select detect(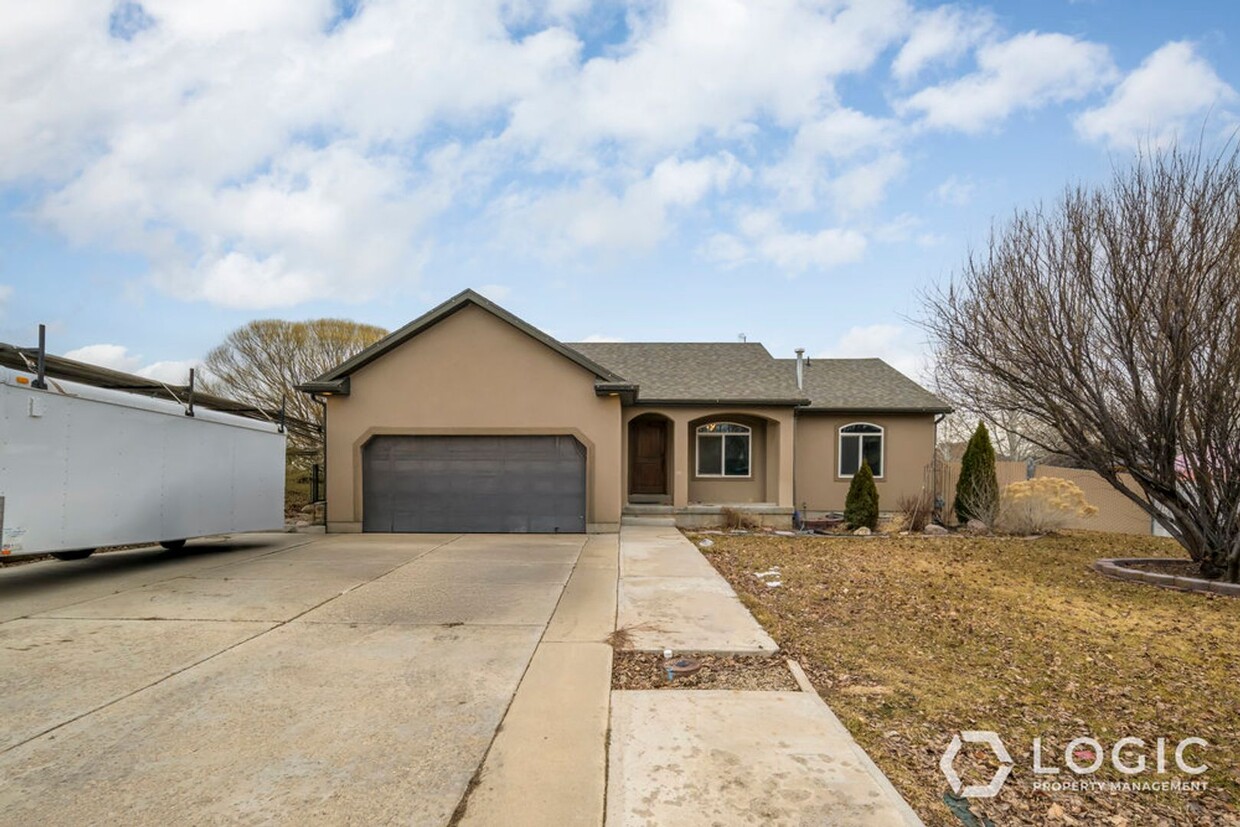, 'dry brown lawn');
693,530,1240,826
